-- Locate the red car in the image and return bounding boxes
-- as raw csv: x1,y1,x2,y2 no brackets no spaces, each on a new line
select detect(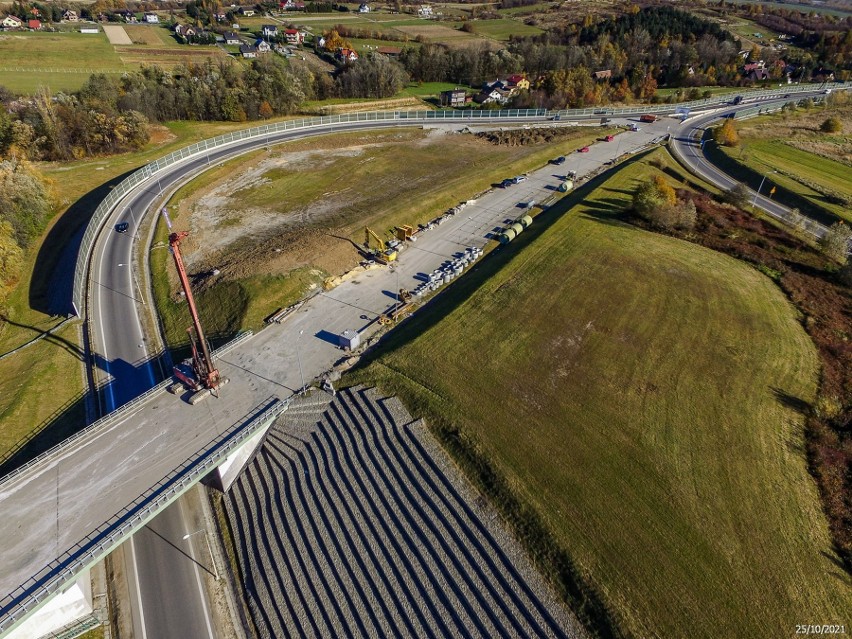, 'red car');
579,146,590,153
605,135,614,142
